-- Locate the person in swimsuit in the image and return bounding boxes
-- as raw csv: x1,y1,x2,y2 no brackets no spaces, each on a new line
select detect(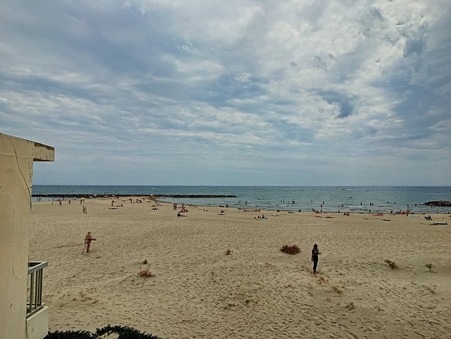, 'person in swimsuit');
84,231,96,253
311,244,321,273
